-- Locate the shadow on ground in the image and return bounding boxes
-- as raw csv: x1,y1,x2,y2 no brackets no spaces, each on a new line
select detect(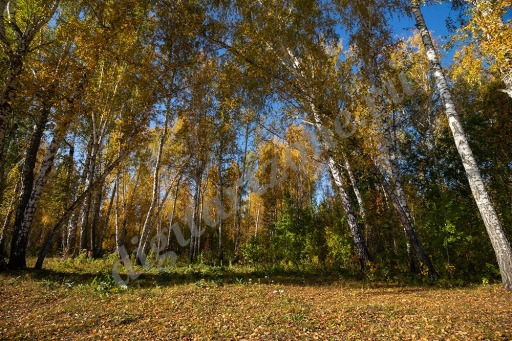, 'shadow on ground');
0,263,358,289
